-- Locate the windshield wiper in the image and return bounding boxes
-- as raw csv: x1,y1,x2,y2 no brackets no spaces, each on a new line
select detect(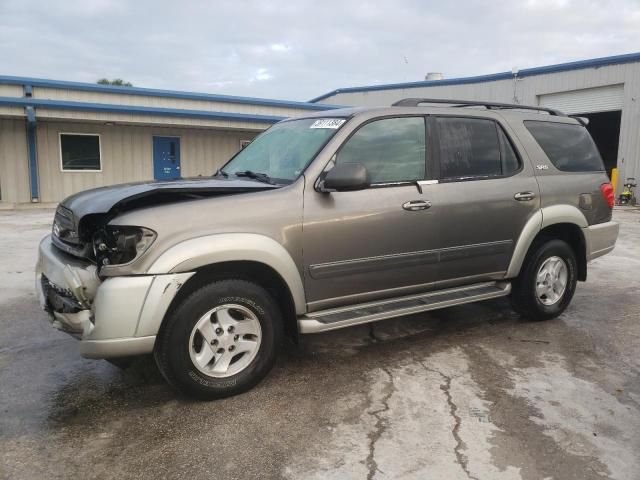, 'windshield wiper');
214,169,228,178
234,170,275,184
